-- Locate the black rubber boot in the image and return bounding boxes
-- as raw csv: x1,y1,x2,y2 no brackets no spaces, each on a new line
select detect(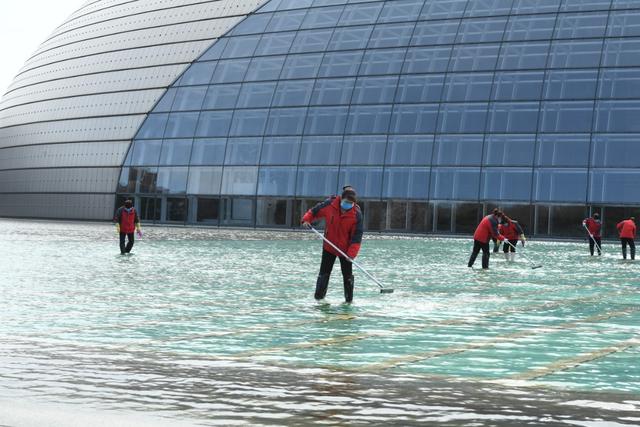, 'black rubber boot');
314,274,330,300
343,275,354,303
